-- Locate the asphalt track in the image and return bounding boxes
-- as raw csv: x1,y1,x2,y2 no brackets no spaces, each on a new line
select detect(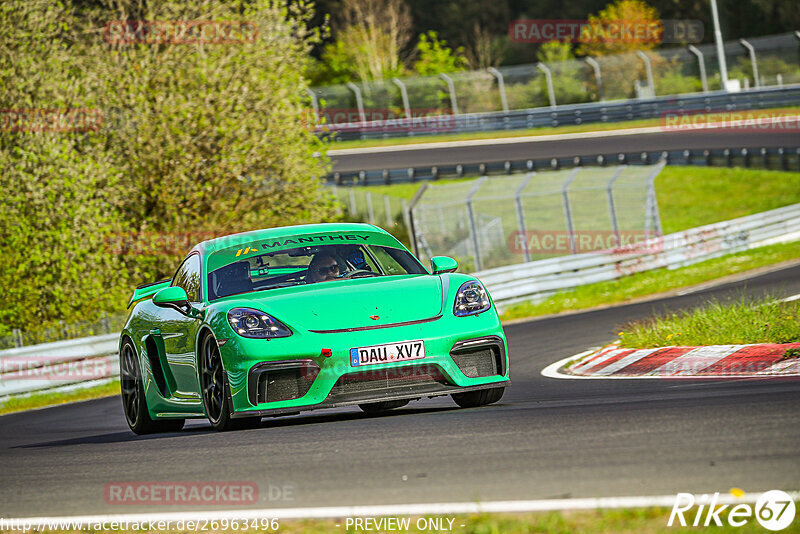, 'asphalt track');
1,264,799,518
330,128,800,172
